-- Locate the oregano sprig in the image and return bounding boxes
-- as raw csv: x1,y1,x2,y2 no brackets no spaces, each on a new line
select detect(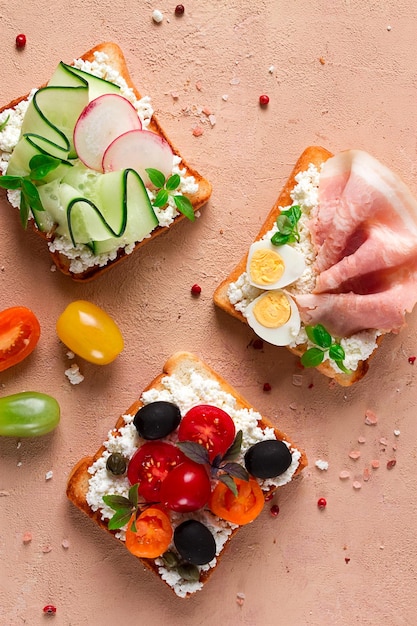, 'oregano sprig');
146,167,195,222
102,483,147,532
0,154,62,228
176,429,249,497
300,323,351,374
271,205,302,246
